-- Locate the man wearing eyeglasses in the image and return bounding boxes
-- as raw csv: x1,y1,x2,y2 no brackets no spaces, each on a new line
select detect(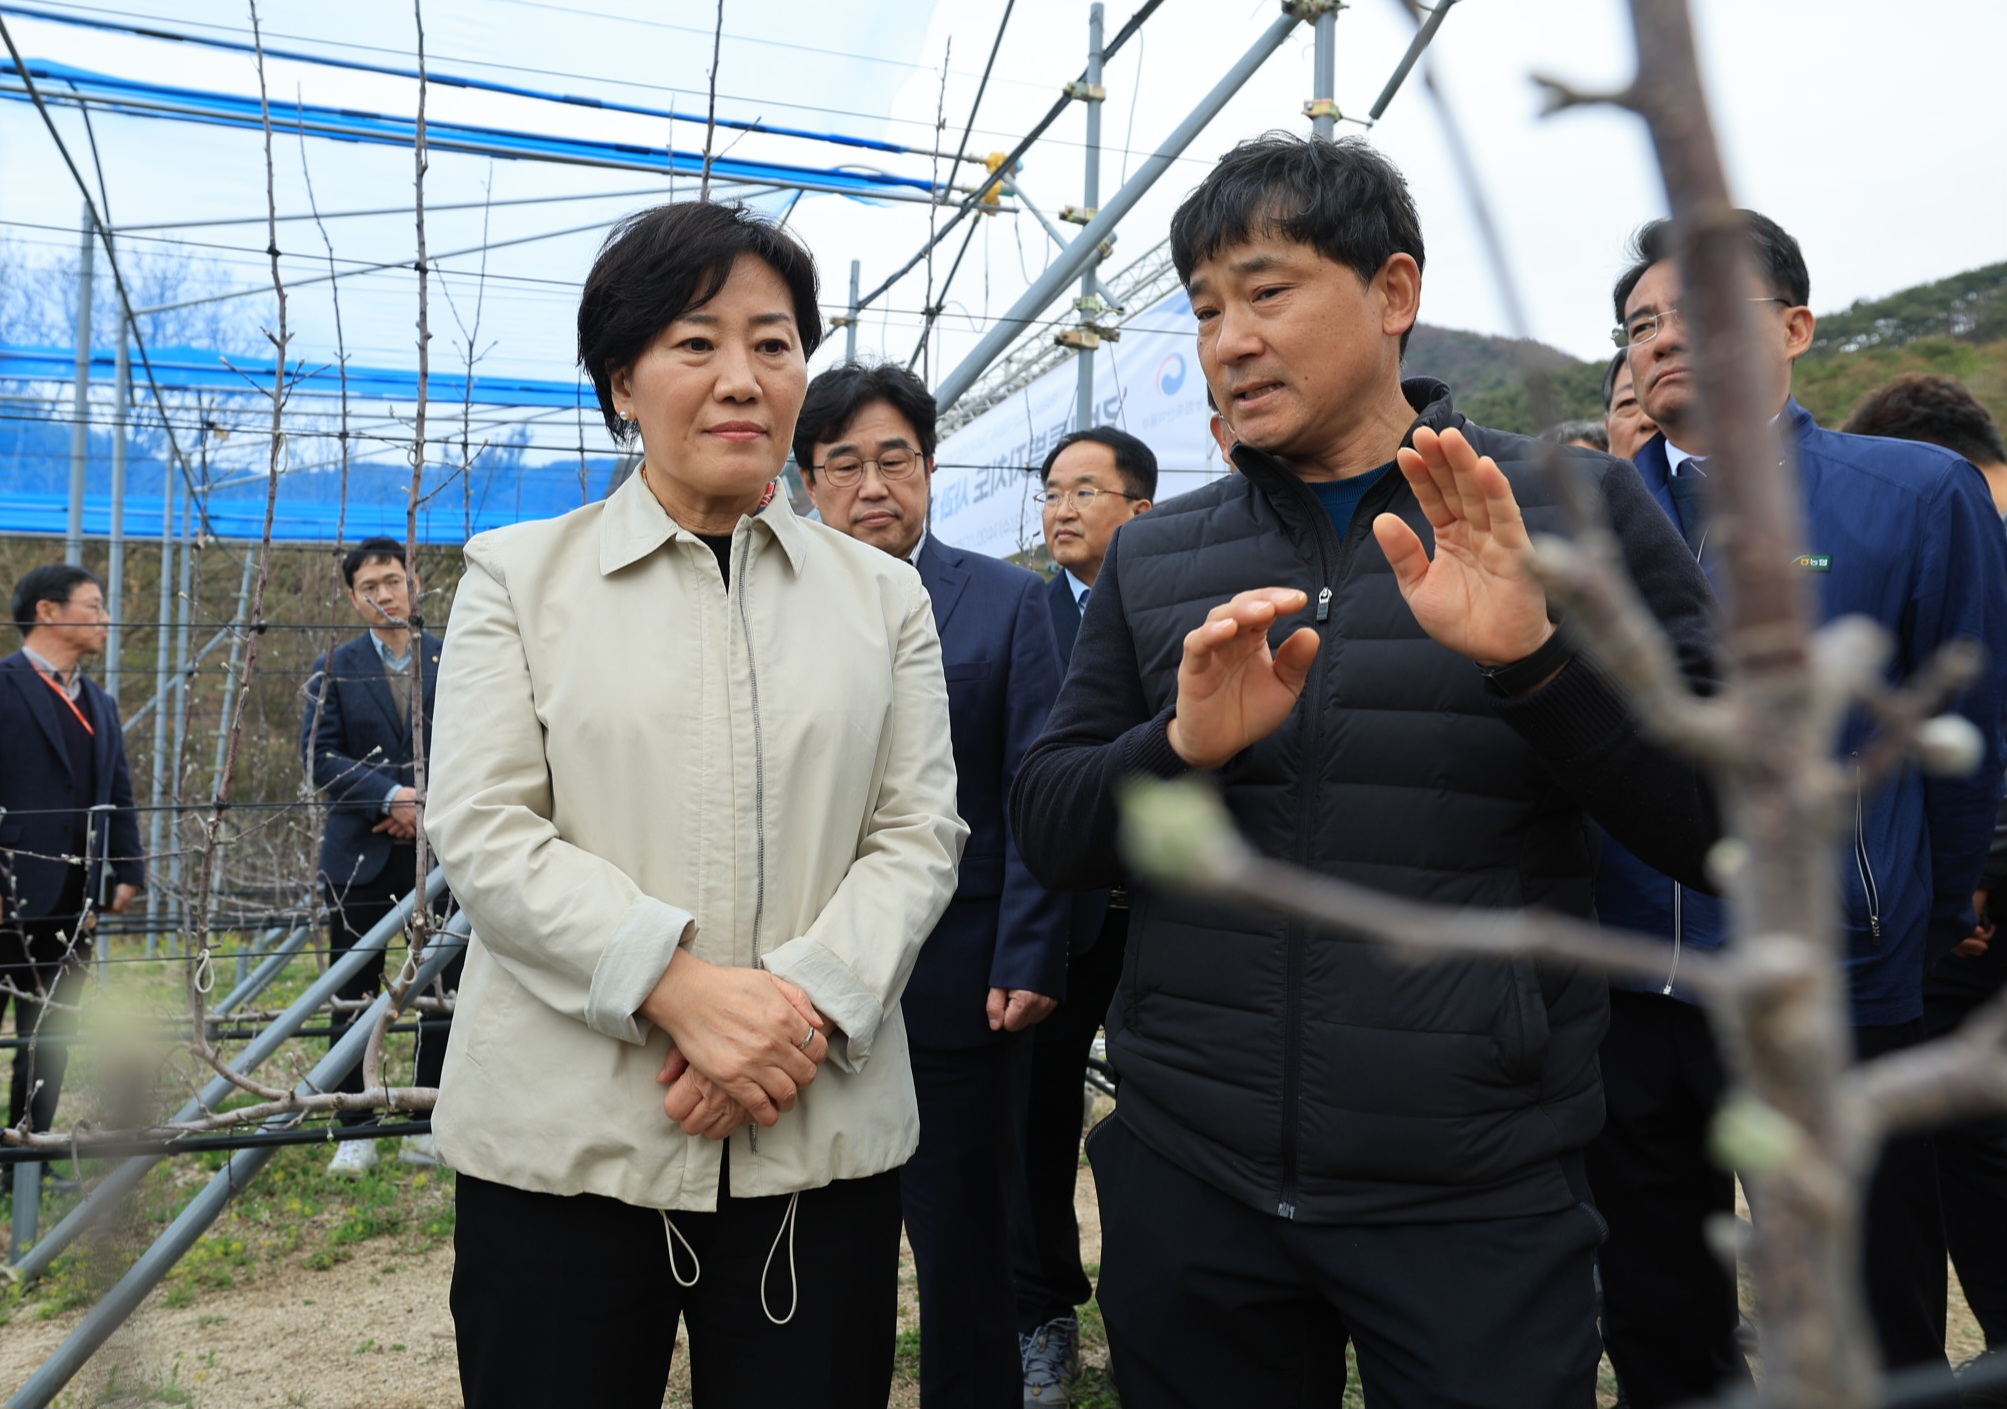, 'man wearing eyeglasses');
1,564,142,1170
795,362,1068,1409
1016,426,1155,1405
1588,211,2007,1407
